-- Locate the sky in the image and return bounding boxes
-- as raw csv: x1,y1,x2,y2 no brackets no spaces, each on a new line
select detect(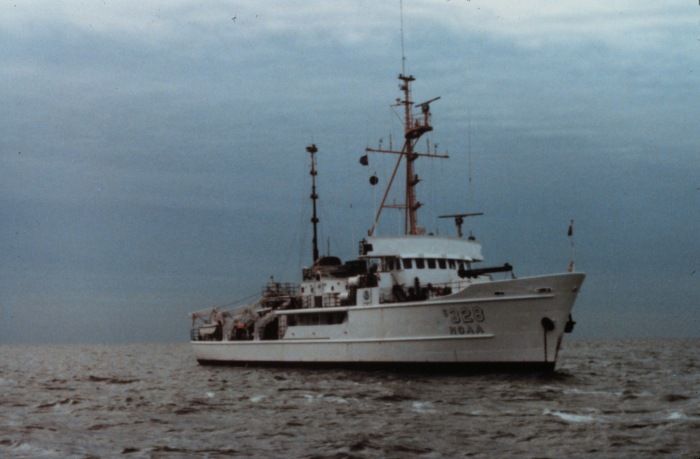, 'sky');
1,0,699,344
